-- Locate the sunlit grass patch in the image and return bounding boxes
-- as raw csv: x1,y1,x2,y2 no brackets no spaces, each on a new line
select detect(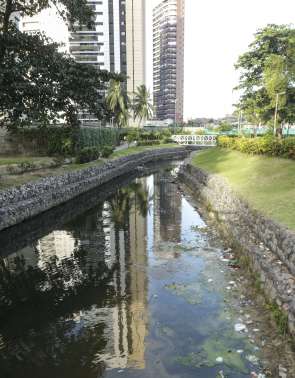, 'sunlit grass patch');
192,148,295,230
